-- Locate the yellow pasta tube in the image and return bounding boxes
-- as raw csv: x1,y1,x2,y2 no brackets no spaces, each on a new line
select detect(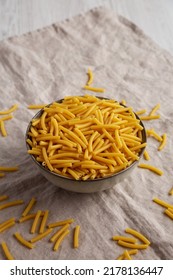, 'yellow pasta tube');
0,114,13,121
73,225,80,248
138,164,163,176
39,210,49,234
135,109,146,115
112,236,137,243
0,104,18,115
125,228,150,245
0,220,15,233
158,133,167,151
143,150,150,161
0,166,19,172
149,103,160,116
168,187,173,196
30,210,42,234
140,115,160,120
118,240,148,249
0,195,9,201
42,147,54,171
0,200,23,210
53,229,70,251
1,241,14,260
48,218,74,228
50,224,70,242
28,104,46,109
164,209,173,220
83,85,105,93
124,250,132,260
153,198,173,209
14,232,34,249
18,213,37,223
146,129,162,142
22,197,36,217
0,120,7,136
86,68,94,85
30,228,53,243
